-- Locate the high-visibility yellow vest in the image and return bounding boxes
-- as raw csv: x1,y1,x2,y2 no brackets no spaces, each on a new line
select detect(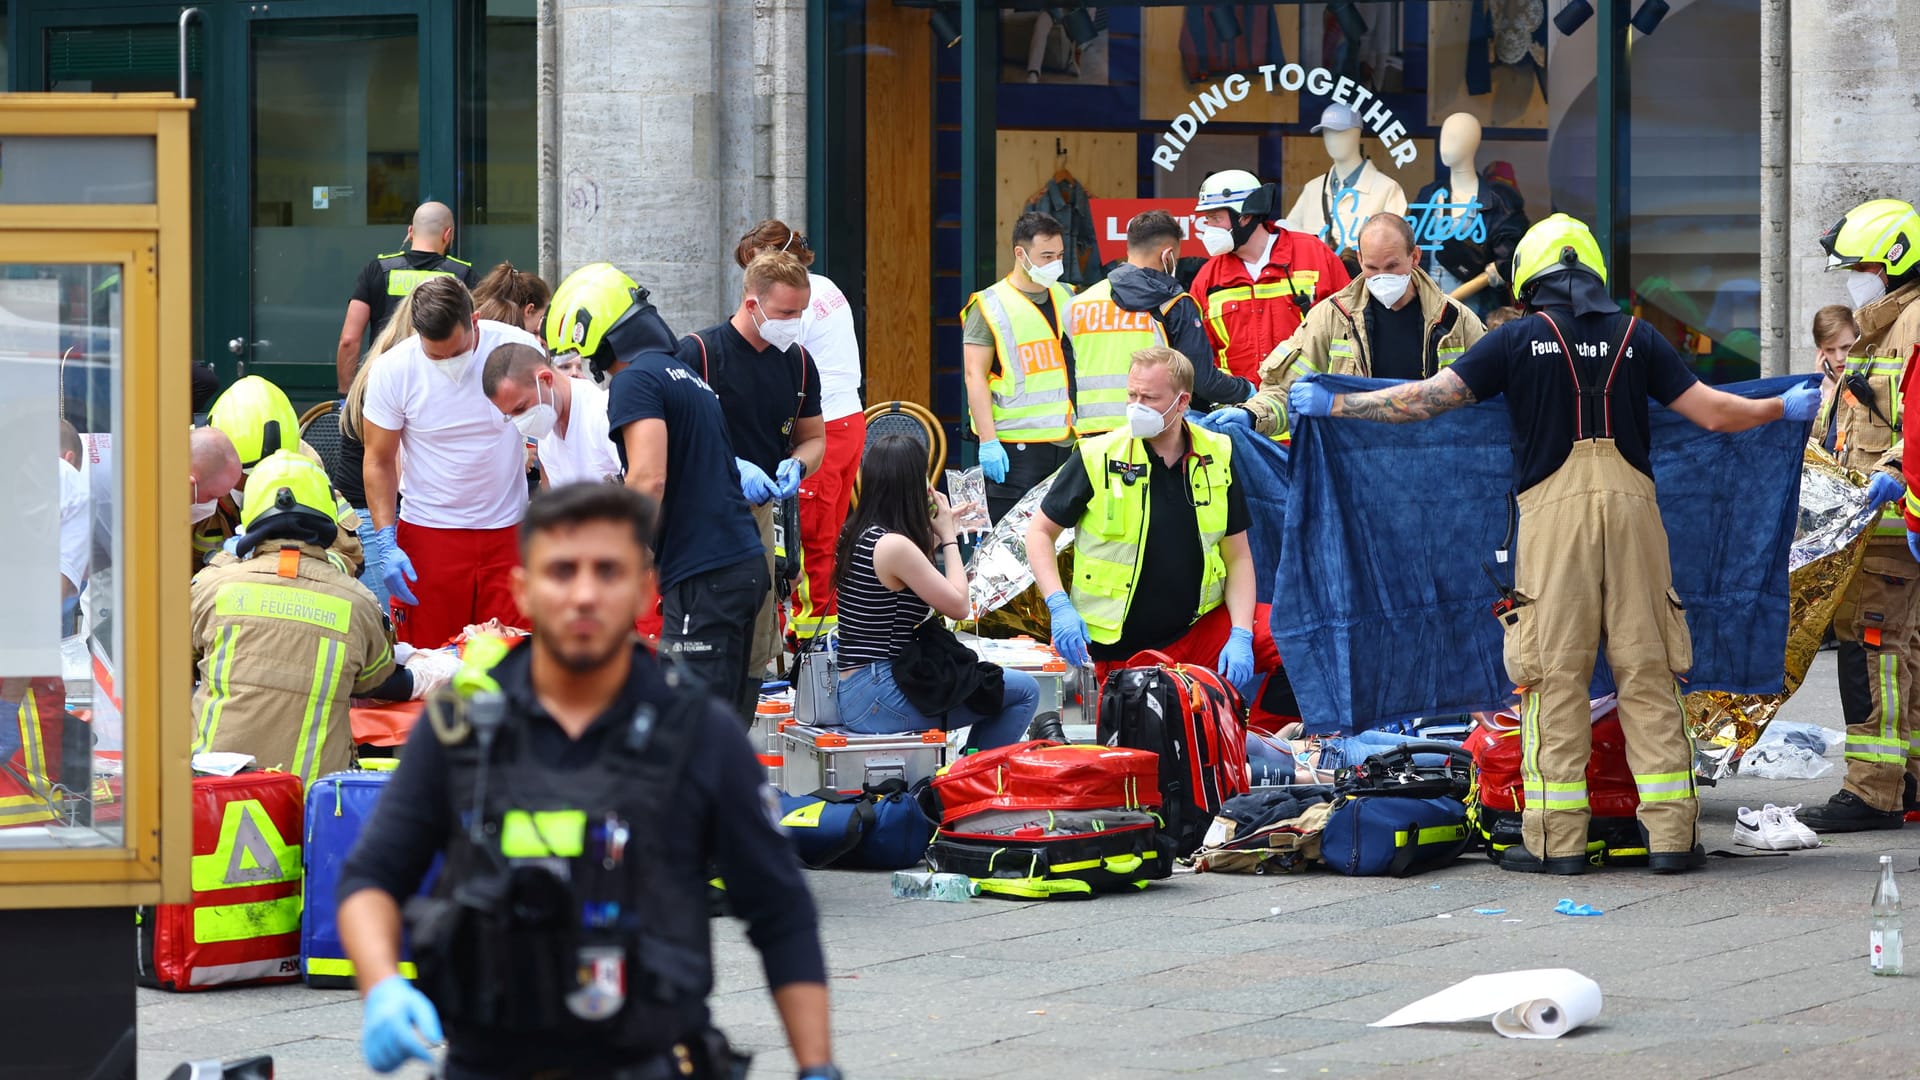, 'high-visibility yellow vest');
377,251,472,297
965,277,1075,444
1069,425,1233,644
1065,280,1167,435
